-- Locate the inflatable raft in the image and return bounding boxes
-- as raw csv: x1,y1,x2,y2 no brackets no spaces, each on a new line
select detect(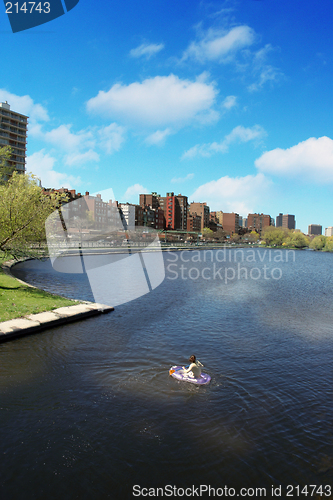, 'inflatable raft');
169,365,211,385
